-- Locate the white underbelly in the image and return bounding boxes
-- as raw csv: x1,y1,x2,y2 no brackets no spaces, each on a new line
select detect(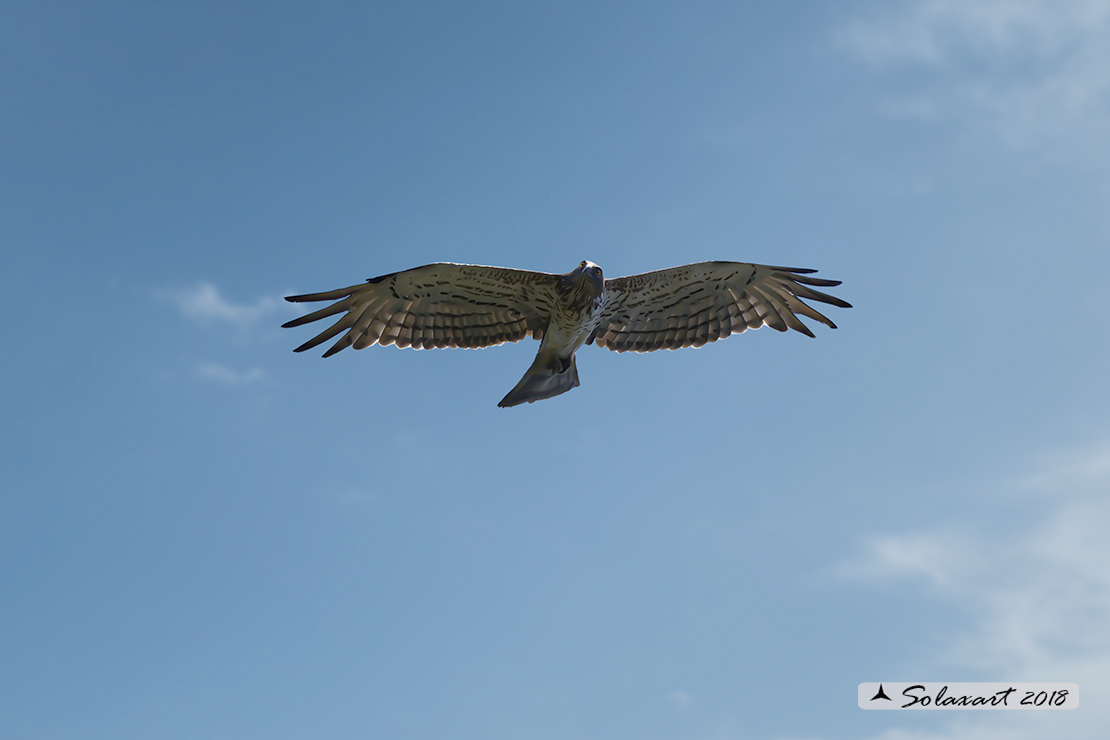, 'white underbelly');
541,307,601,356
